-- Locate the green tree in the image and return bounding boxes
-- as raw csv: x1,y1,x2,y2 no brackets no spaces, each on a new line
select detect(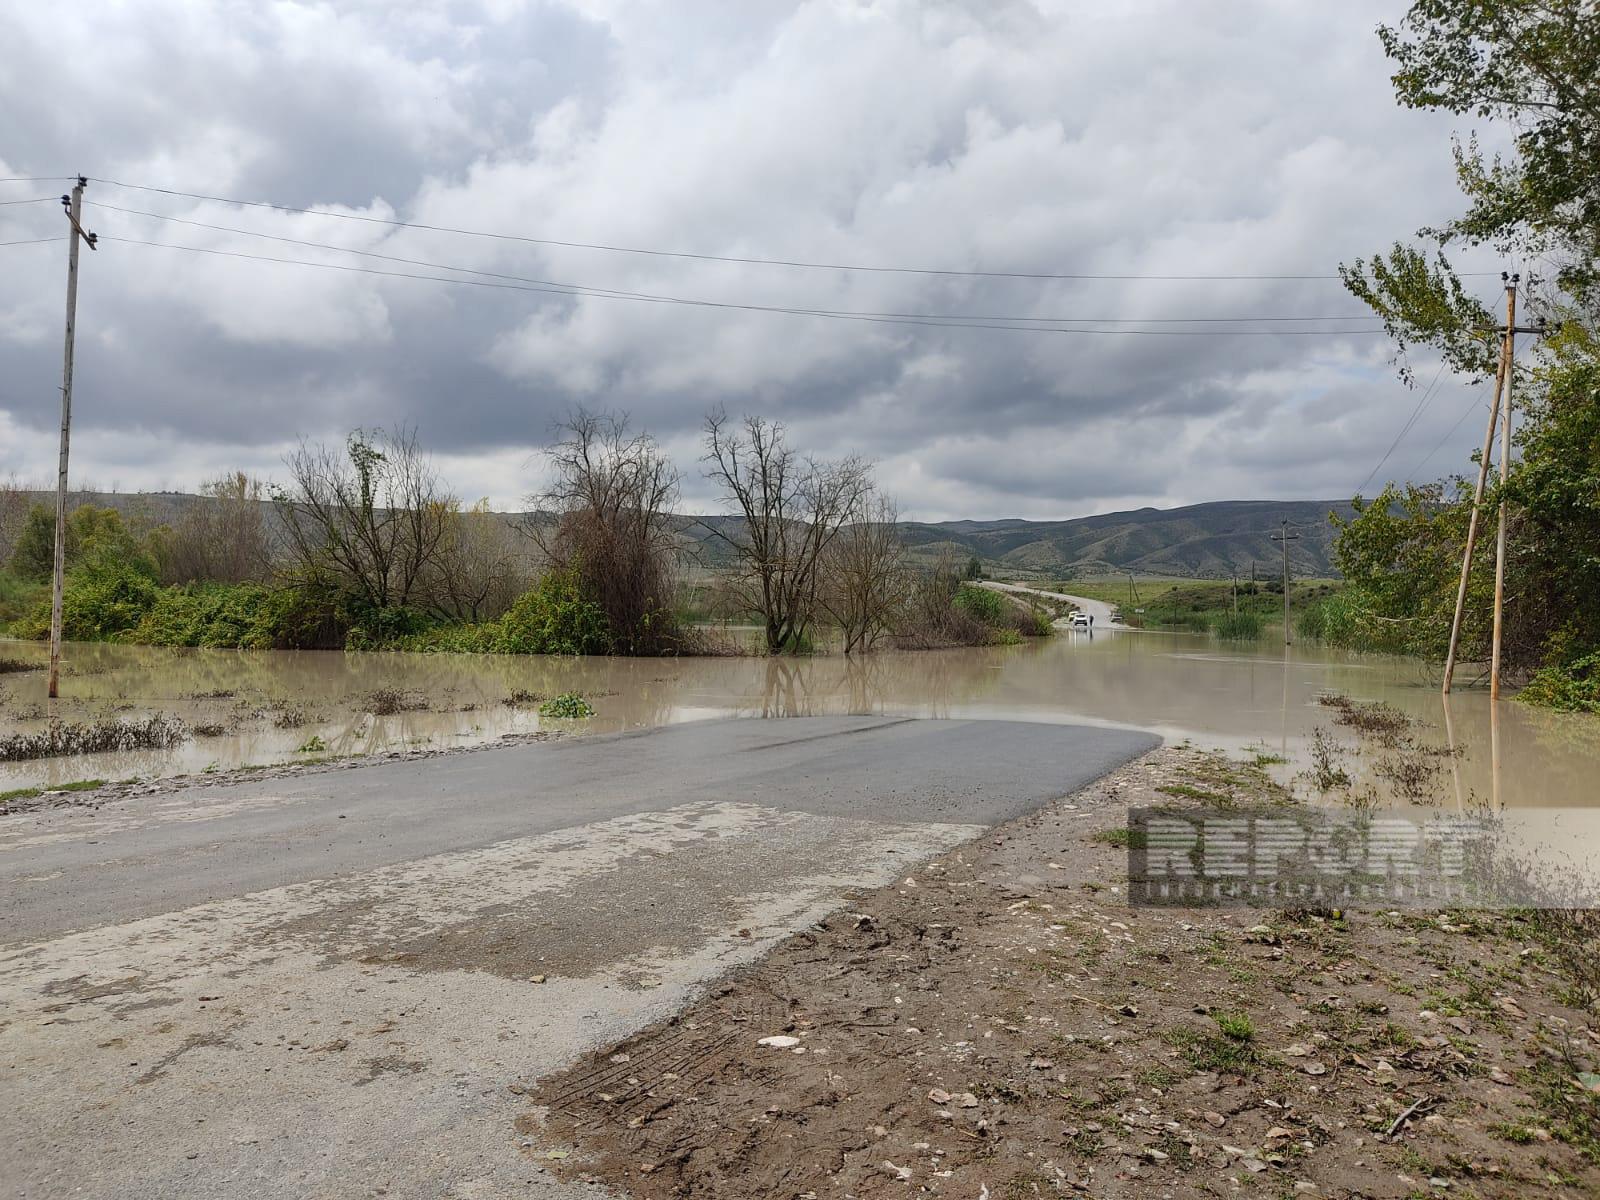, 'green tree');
1328,2,1600,692
8,504,63,581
